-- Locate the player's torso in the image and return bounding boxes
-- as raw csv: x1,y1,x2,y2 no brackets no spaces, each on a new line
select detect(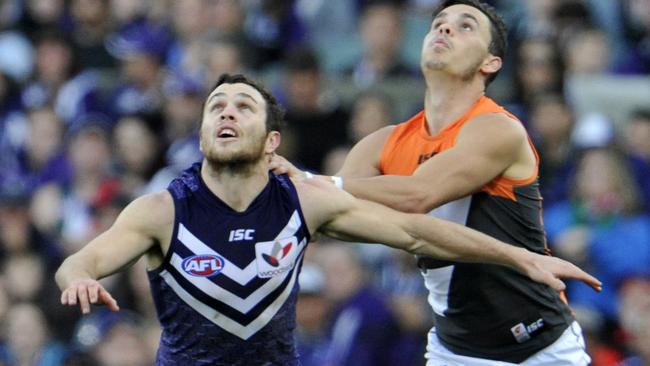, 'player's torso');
379,98,574,363
148,164,310,366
